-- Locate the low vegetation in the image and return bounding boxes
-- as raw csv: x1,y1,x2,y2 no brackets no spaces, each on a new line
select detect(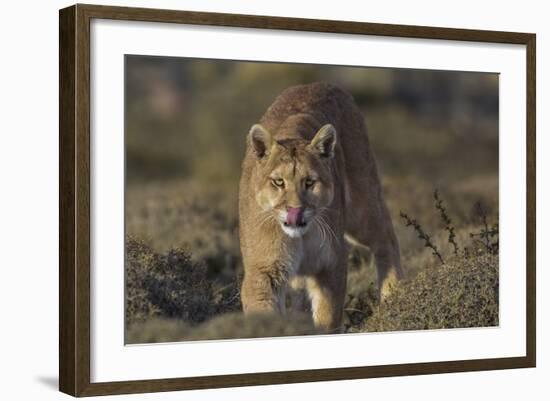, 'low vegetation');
125,184,499,343
365,252,498,332
125,236,241,341
364,190,498,332
127,313,319,343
